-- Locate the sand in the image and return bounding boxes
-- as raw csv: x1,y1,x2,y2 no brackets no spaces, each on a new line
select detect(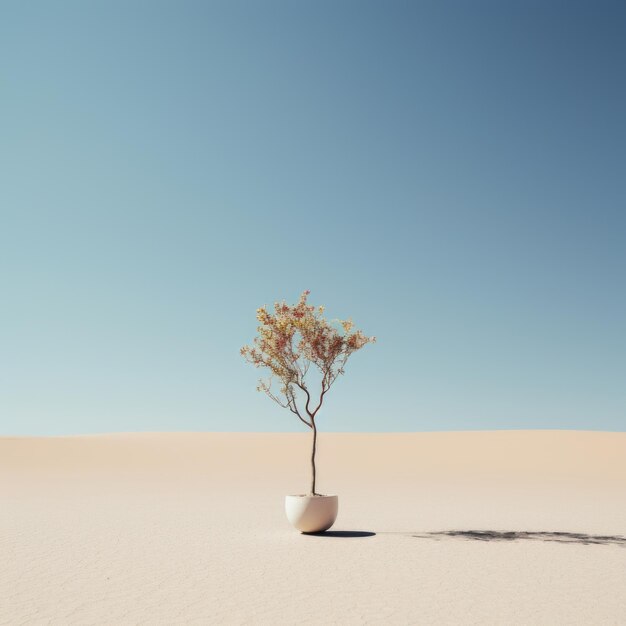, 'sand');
1,431,625,625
